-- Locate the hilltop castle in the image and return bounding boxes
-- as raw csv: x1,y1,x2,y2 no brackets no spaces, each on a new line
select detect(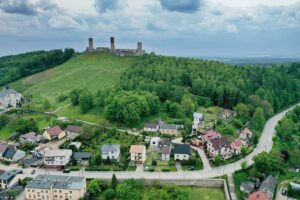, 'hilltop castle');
85,37,145,57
